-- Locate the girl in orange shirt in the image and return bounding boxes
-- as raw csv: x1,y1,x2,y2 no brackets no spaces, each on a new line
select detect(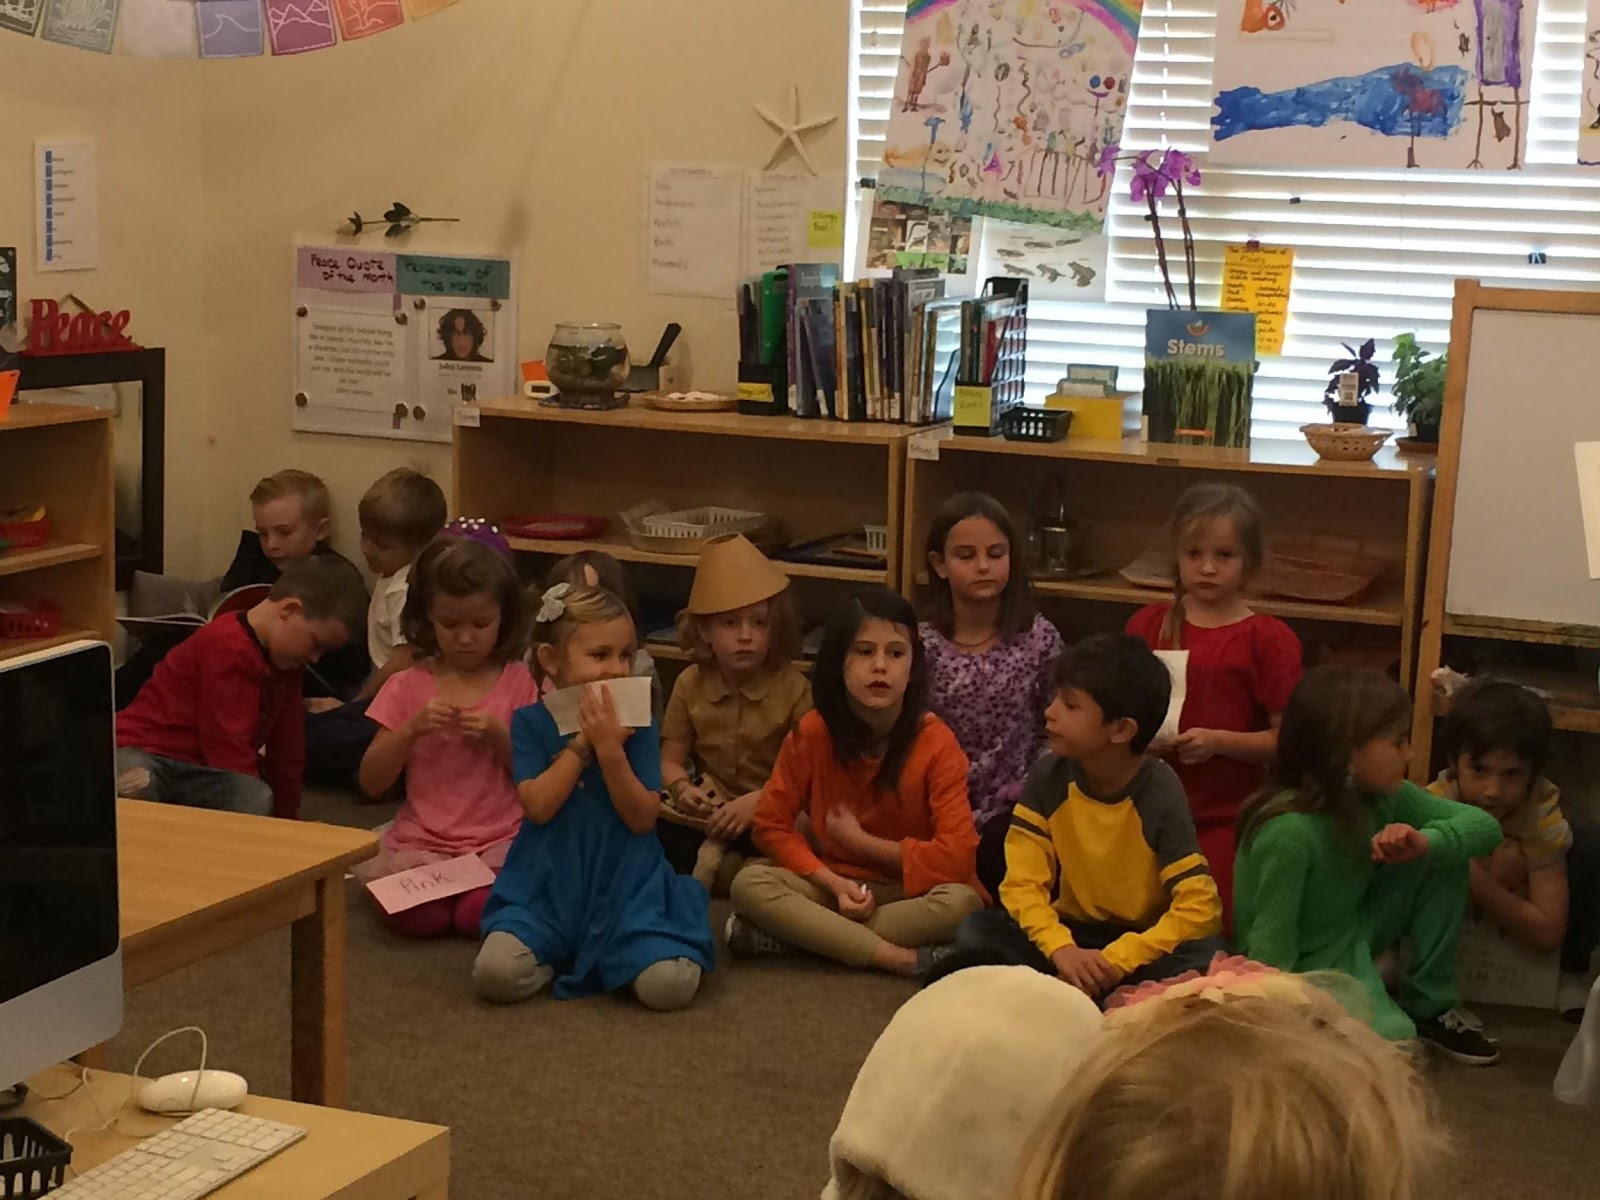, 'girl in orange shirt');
729,587,984,976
